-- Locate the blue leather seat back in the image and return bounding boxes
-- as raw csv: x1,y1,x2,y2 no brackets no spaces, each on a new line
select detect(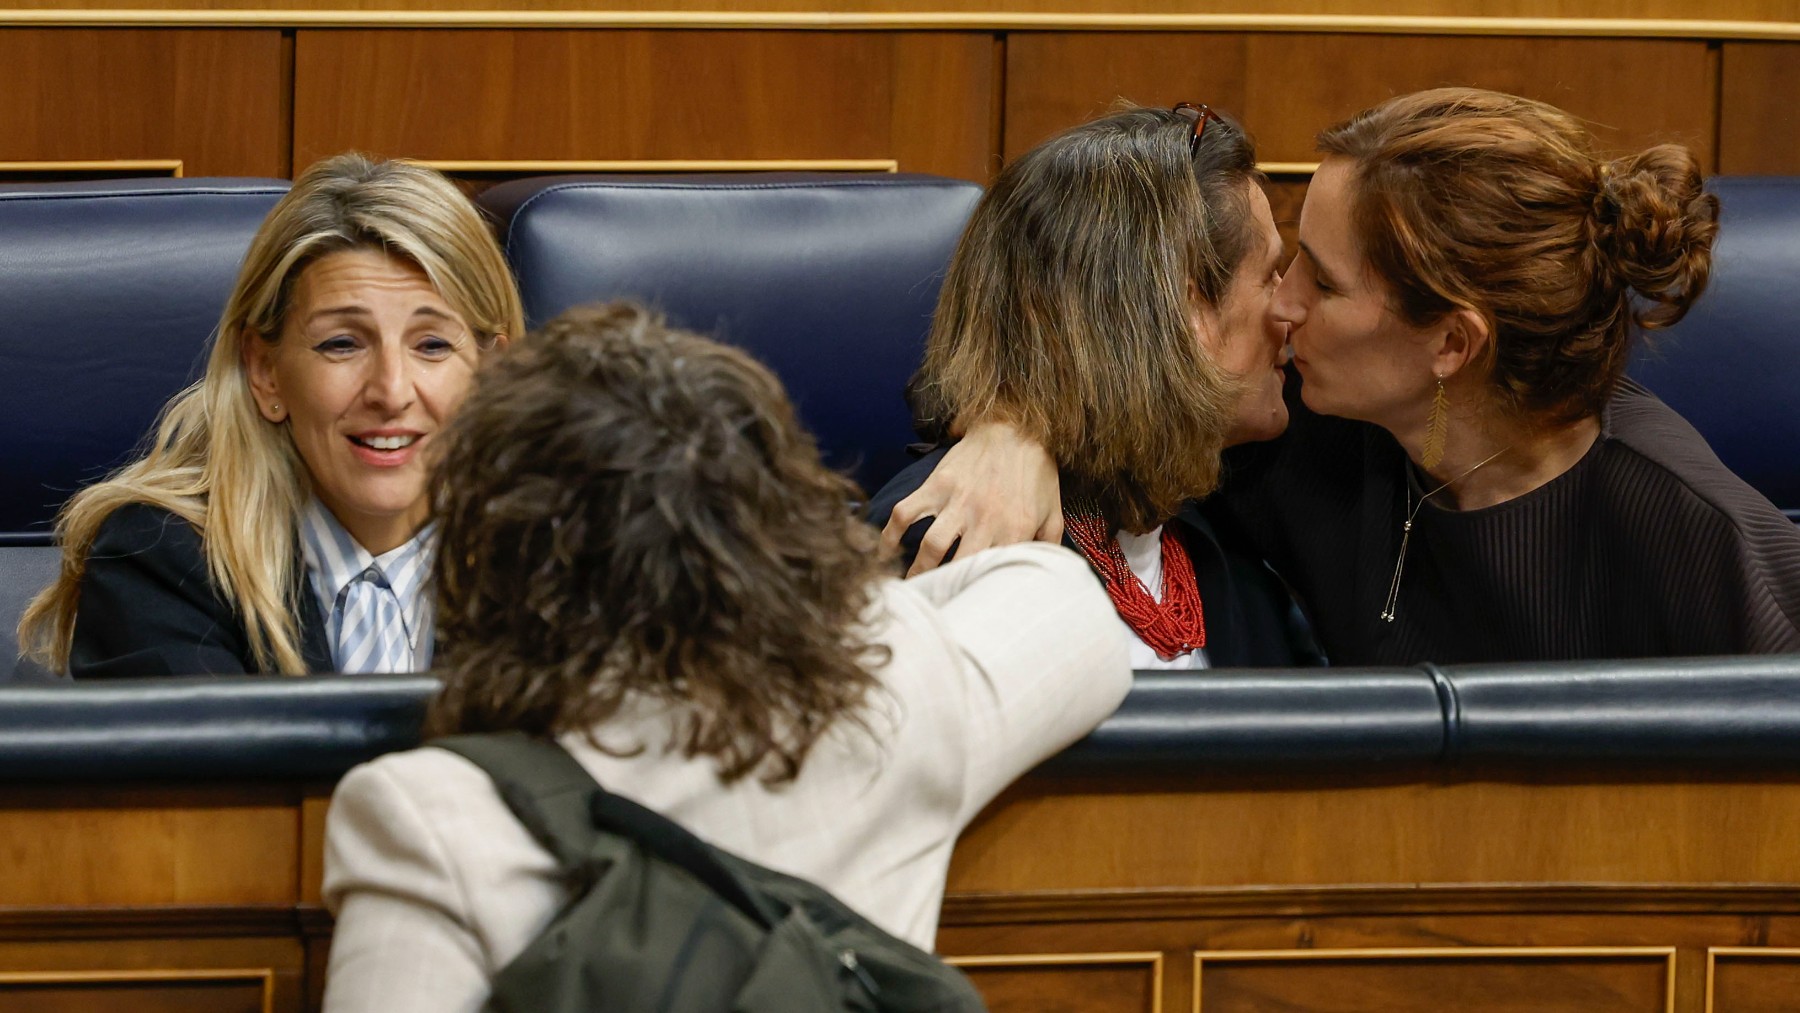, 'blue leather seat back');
479,173,983,493
1,545,63,680
0,178,290,545
1631,177,1800,517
